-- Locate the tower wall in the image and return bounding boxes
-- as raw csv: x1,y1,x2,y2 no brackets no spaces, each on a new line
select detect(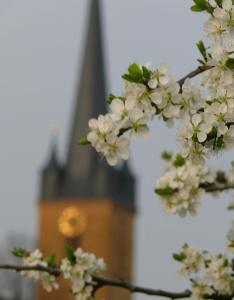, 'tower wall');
38,199,134,300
